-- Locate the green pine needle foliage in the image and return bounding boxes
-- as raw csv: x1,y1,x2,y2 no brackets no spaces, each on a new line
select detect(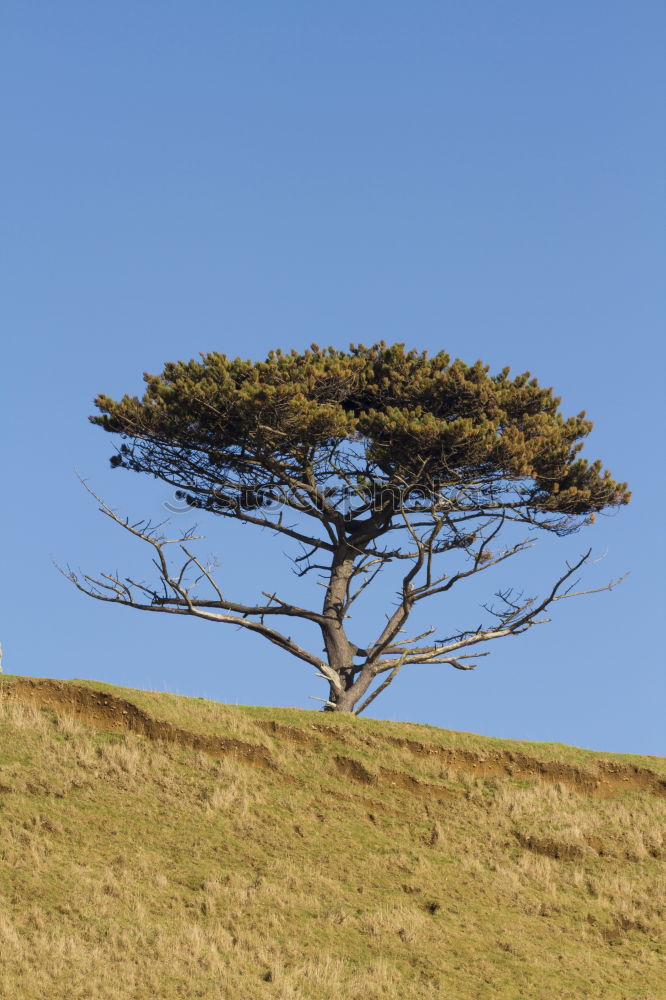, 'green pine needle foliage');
92,343,629,526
